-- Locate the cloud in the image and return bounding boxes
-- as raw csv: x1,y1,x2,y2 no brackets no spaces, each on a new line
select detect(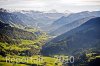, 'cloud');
0,0,100,12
